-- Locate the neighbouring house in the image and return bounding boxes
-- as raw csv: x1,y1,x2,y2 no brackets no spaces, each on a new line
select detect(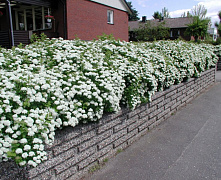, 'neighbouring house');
208,28,218,41
0,0,132,48
129,17,193,41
